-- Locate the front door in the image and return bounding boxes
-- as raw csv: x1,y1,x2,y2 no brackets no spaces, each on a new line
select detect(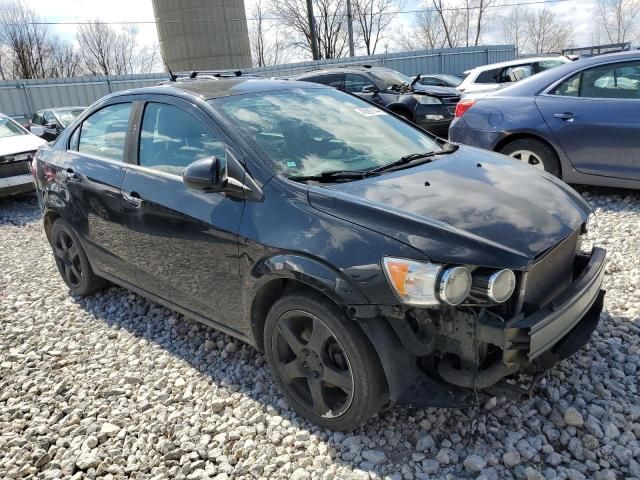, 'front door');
58,101,135,282
536,59,640,180
121,98,245,328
